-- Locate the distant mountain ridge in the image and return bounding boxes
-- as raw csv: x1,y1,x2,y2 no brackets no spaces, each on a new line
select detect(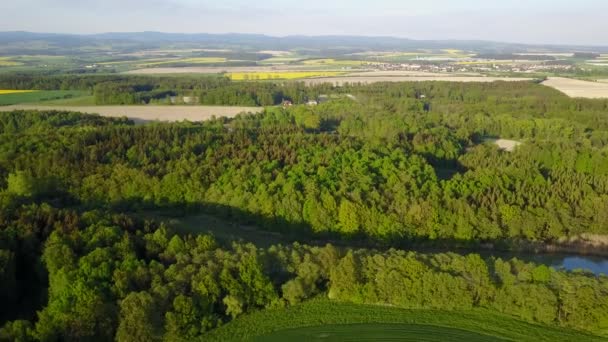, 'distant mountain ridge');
1,31,607,53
